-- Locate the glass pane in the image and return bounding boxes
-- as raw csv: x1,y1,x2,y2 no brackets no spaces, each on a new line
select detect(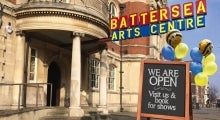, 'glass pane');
31,57,35,65
91,60,94,66
110,84,113,90
95,81,98,88
110,72,112,77
90,60,92,66
96,67,99,74
30,65,35,72
108,78,111,89
92,74,95,80
29,73,34,80
91,67,94,73
91,80,95,87
31,49,36,56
